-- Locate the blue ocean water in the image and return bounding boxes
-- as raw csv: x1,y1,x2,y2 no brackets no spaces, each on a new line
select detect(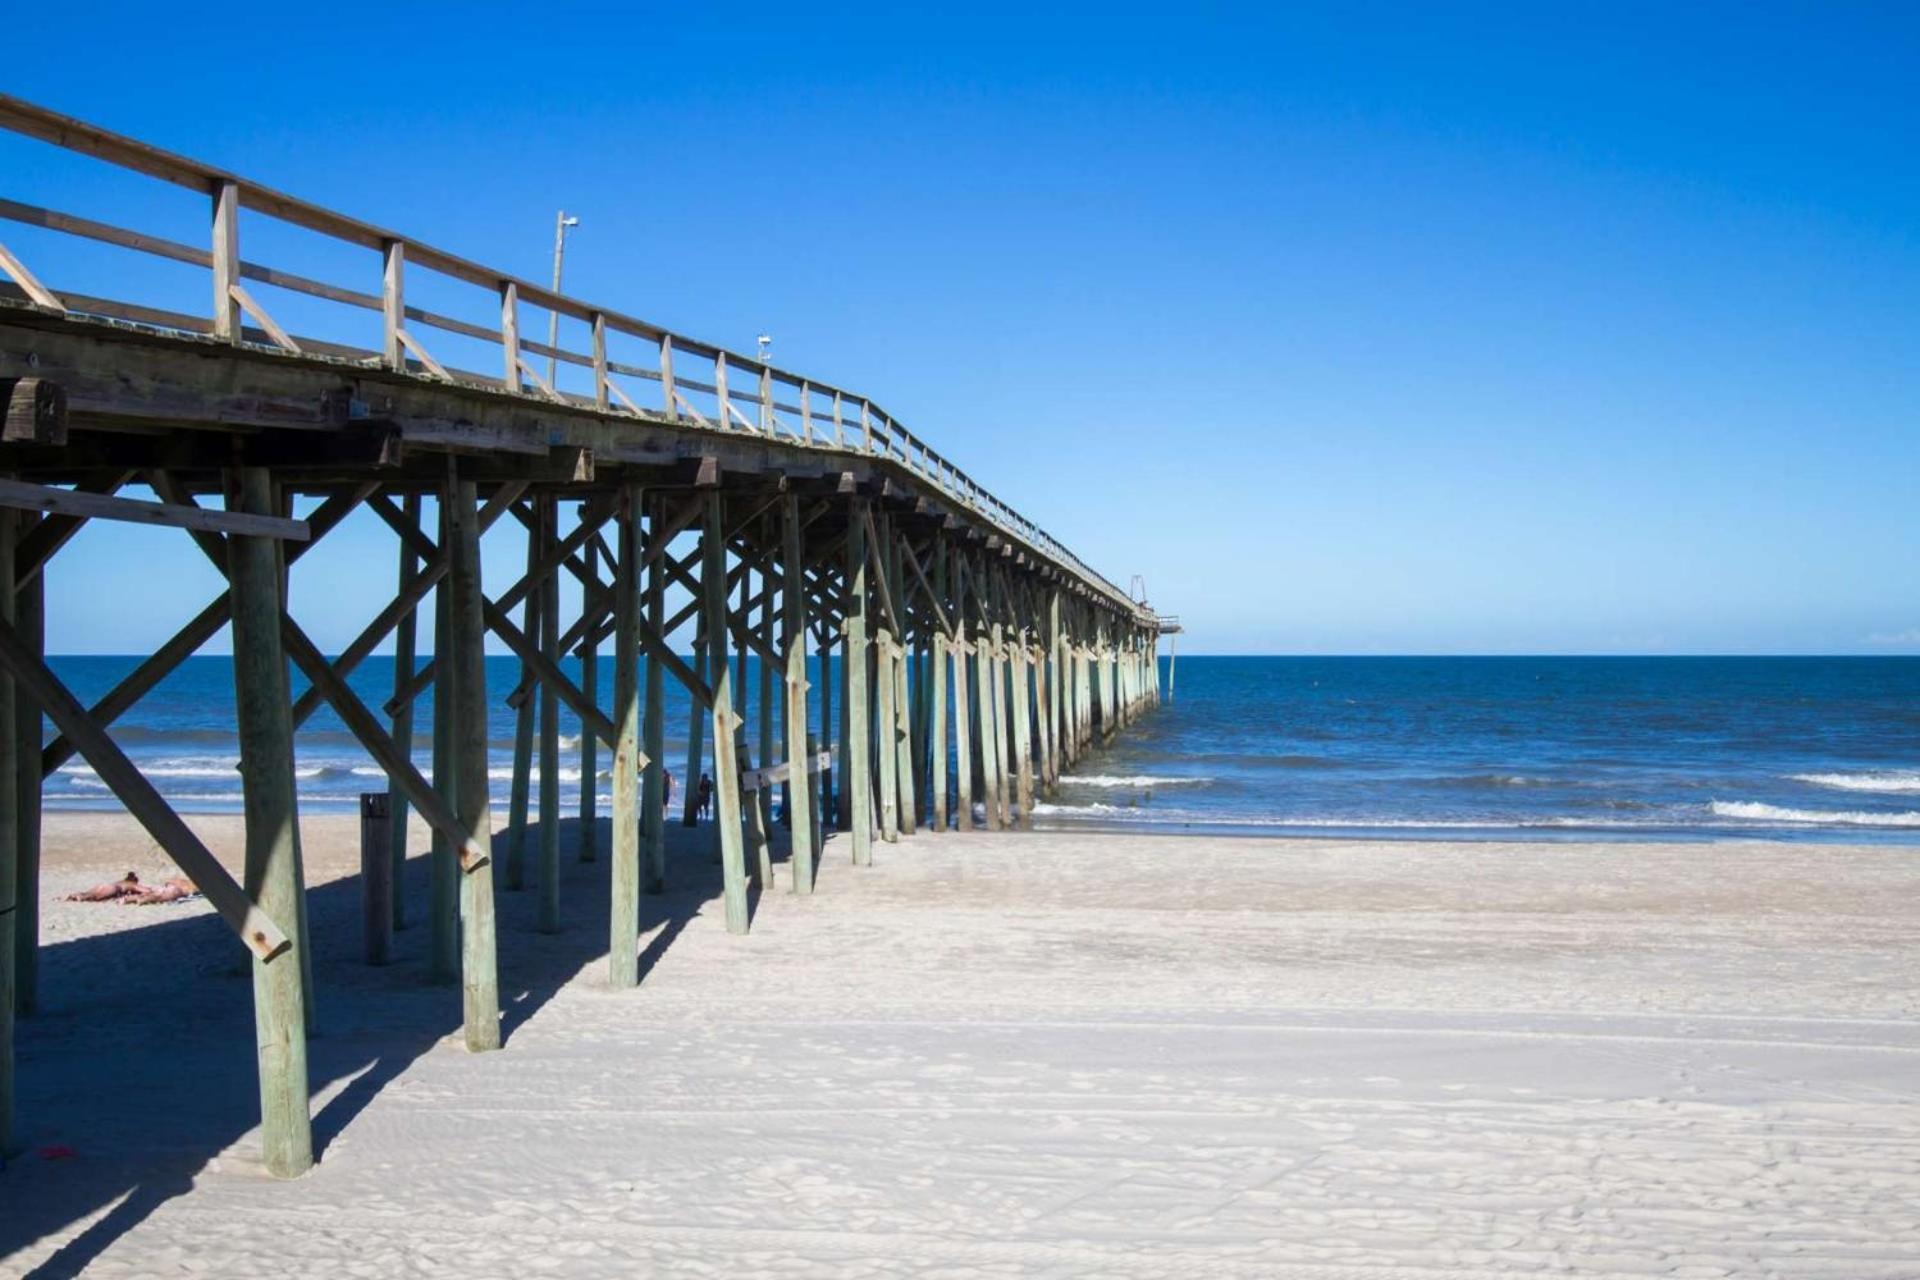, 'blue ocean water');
1044,656,1920,842
39,655,1920,842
